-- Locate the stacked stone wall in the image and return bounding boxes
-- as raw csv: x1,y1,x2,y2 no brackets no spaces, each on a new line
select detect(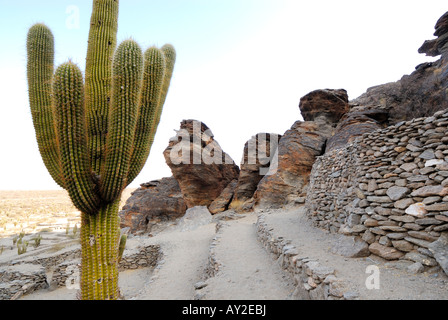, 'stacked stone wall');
256,214,359,300
306,108,448,273
0,245,161,300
